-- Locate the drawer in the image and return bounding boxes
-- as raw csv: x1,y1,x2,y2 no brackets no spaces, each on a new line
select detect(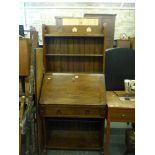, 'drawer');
109,108,135,122
39,105,105,118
